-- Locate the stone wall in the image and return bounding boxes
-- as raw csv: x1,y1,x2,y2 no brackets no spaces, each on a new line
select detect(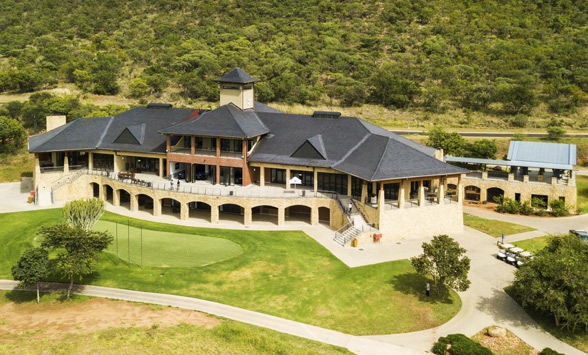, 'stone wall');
378,202,464,242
